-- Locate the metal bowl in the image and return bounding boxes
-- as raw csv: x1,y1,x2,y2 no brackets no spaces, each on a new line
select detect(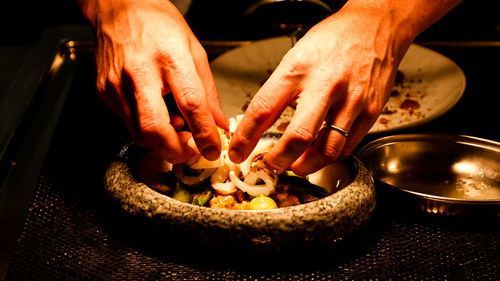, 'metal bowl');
357,134,500,216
